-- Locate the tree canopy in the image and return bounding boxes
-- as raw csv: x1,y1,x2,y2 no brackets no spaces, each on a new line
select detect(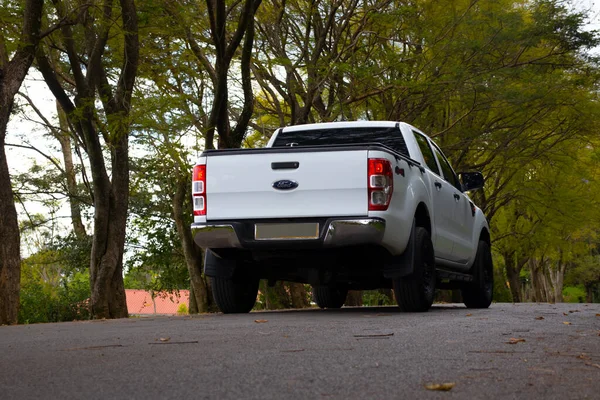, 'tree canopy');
2,0,600,323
